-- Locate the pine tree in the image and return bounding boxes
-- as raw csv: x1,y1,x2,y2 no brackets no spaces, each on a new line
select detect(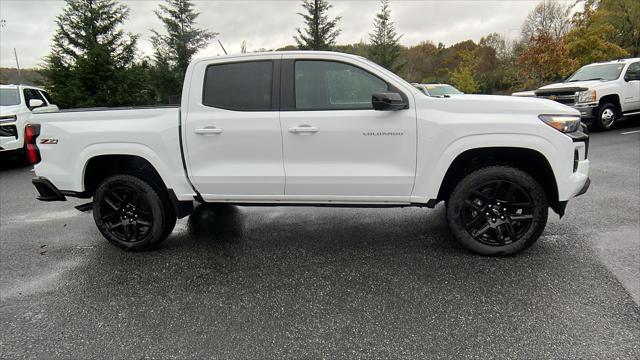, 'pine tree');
294,0,341,50
151,0,216,103
42,0,144,108
368,0,402,69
